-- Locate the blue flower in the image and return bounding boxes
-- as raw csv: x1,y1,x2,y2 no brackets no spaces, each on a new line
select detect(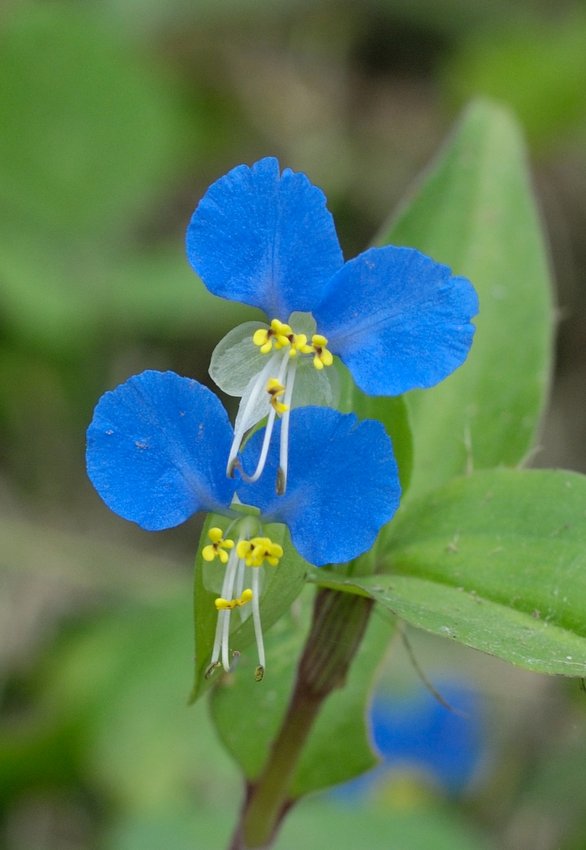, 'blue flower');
334,683,485,801
186,157,478,492
86,370,400,676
